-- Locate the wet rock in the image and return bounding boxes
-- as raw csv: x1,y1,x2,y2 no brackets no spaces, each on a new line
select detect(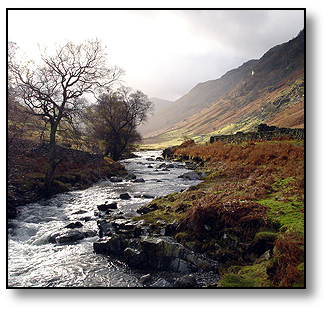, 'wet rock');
174,274,198,288
137,203,160,215
178,171,200,180
162,147,174,159
80,216,92,222
72,209,87,215
110,177,123,182
165,220,178,236
124,247,147,269
139,236,196,272
49,229,95,244
150,278,173,288
142,194,155,199
120,193,131,200
132,178,145,183
93,234,126,255
97,202,118,211
66,221,83,229
97,219,113,237
139,273,152,284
